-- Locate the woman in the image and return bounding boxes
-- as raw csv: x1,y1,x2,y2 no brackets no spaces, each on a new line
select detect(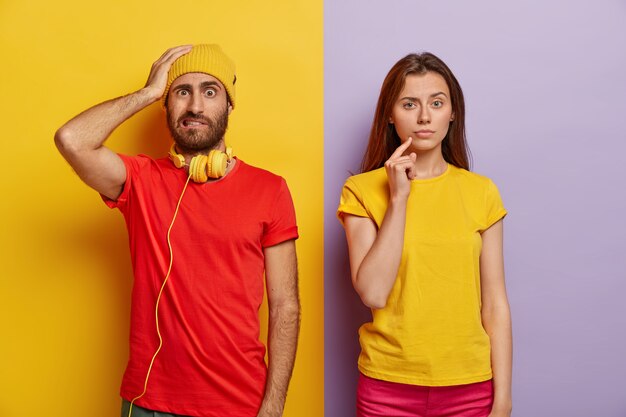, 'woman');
337,53,512,417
